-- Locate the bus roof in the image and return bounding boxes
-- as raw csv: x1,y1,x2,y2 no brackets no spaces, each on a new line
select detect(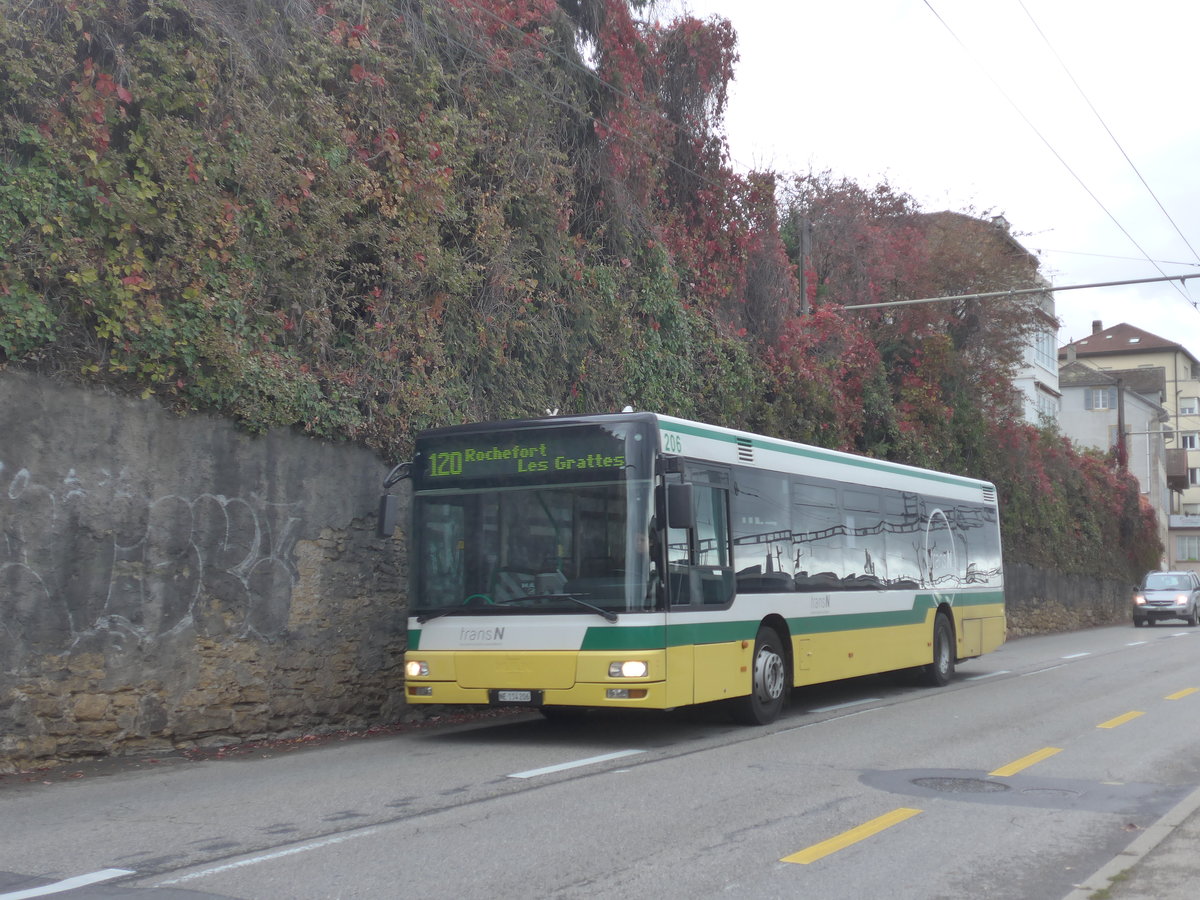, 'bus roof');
415,411,997,494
